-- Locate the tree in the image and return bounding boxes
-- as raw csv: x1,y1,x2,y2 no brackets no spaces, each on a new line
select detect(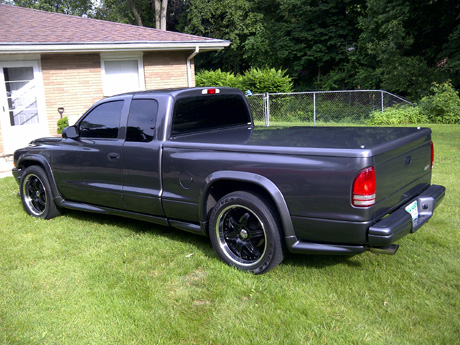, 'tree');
92,0,177,29
178,0,264,74
2,0,94,16
350,0,460,99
